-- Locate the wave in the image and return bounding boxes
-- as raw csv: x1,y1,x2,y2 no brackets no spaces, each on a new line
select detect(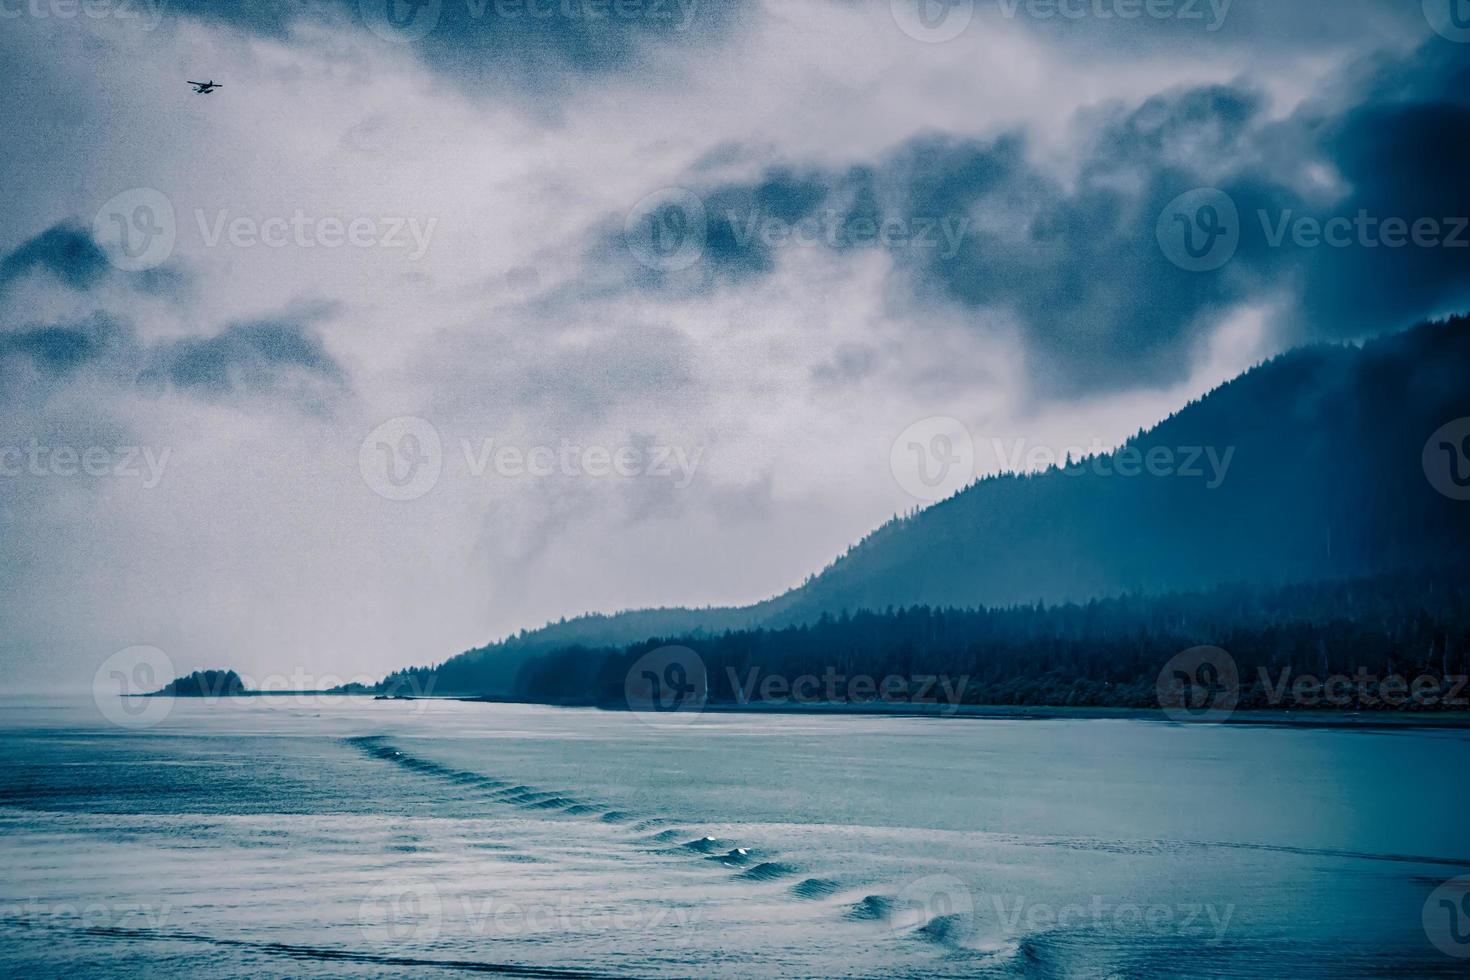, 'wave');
737,862,798,882
707,847,752,867
343,737,843,910
845,895,893,921
0,916,625,978
790,878,840,900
